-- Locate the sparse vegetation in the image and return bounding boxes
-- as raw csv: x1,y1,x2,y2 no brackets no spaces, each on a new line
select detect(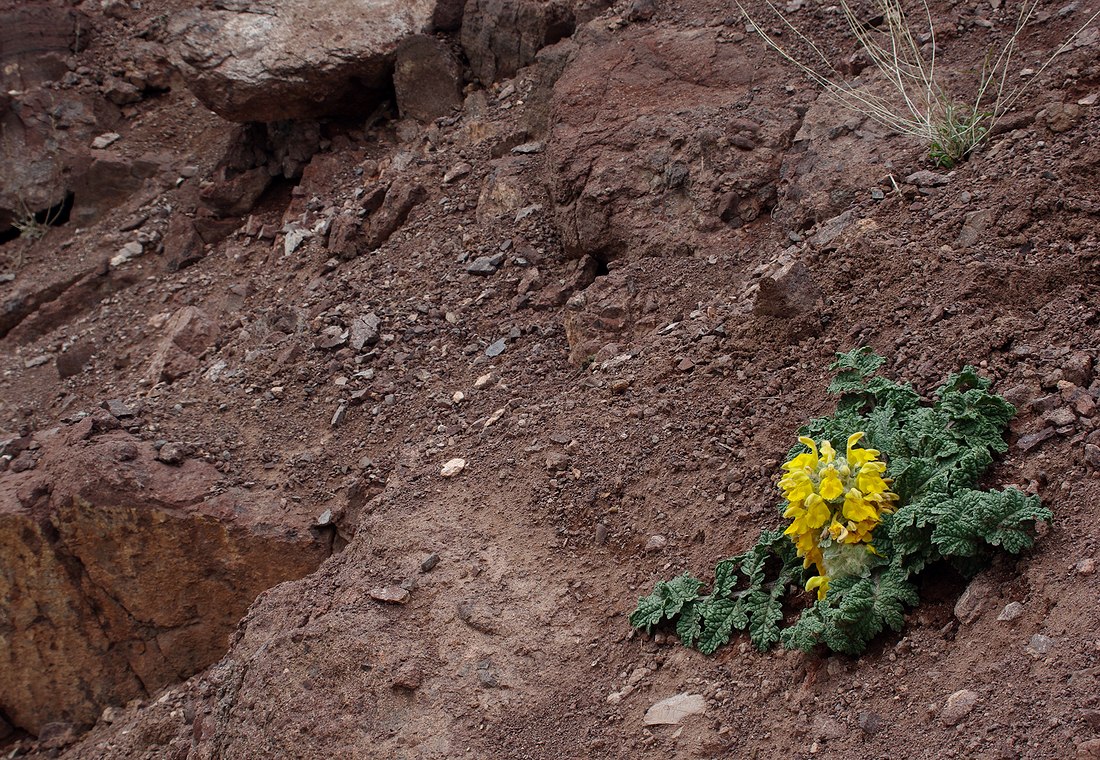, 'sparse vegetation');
630,348,1051,655
737,0,1100,167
